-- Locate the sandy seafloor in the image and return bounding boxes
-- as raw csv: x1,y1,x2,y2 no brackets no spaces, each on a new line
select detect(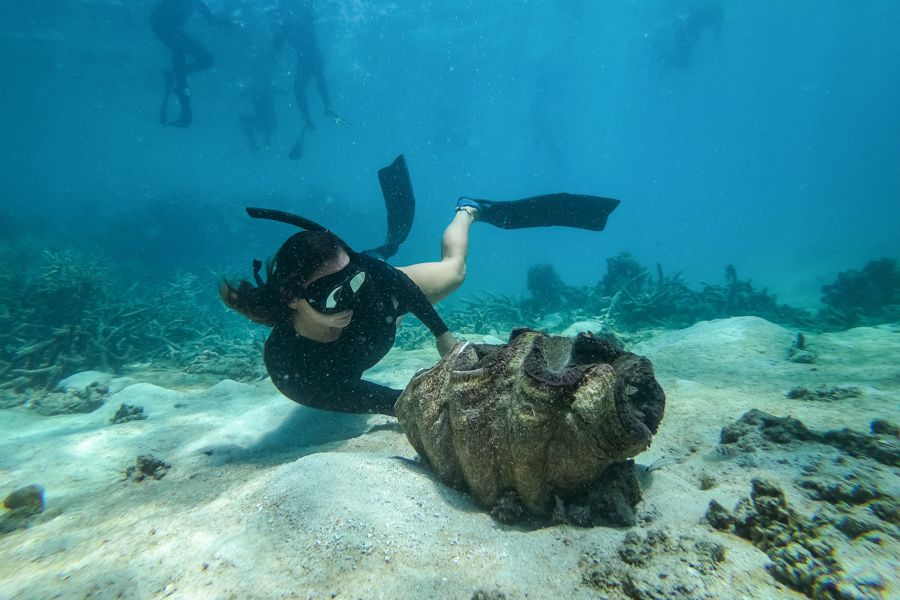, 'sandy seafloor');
0,316,897,600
